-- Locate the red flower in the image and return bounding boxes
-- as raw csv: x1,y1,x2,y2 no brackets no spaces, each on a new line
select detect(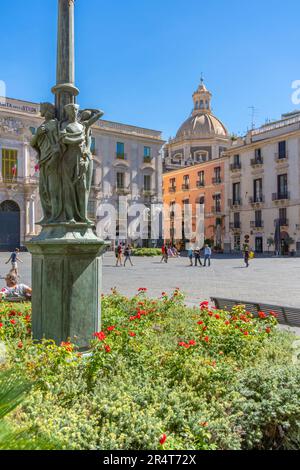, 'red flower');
204,336,209,343
197,321,204,325
200,422,208,427
105,345,111,353
129,332,136,337
202,326,207,331
25,315,31,323
161,292,167,297
215,314,220,320
258,311,267,319
200,301,209,310
17,342,23,349
0,323,3,328
10,319,16,325
225,320,230,326
266,327,271,334
61,341,73,352
178,342,186,347
159,434,167,445
189,340,196,346
34,163,40,172
107,326,116,332
138,288,147,292
9,311,17,317
269,311,278,318
94,331,106,341
243,331,249,336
